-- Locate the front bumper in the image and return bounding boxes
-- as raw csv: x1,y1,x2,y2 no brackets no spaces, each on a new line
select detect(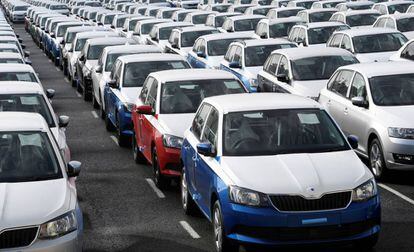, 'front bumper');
156,144,181,177
384,137,414,170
